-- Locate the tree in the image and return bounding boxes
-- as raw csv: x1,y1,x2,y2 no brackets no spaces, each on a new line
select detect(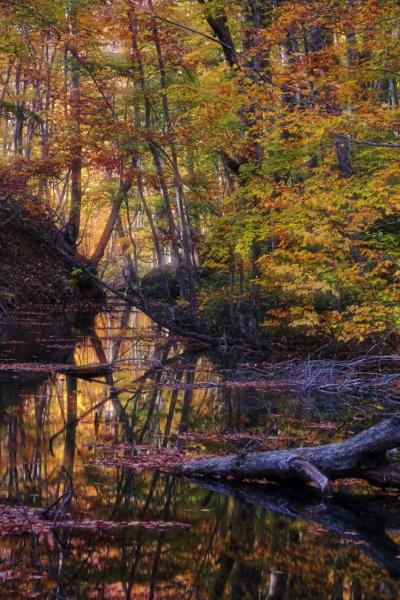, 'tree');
1,0,400,347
